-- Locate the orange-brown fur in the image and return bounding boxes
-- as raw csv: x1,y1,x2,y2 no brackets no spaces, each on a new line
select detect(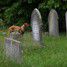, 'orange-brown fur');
9,23,30,34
